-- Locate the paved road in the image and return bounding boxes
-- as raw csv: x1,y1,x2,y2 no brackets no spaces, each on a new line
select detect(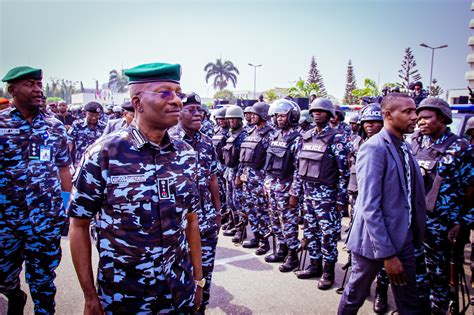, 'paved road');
1,218,471,314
